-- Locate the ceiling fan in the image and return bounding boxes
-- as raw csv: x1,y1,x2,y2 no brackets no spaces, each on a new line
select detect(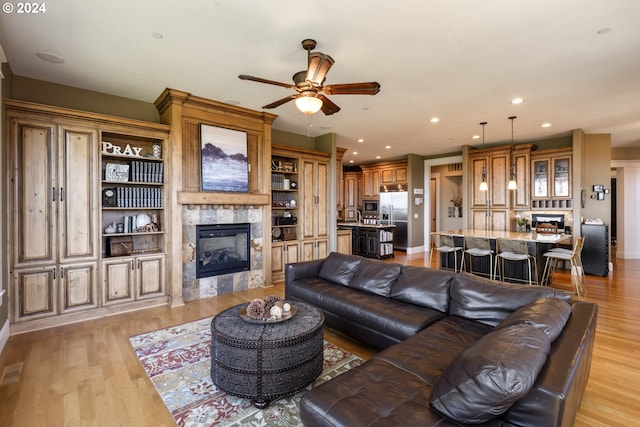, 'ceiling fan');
239,39,381,115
